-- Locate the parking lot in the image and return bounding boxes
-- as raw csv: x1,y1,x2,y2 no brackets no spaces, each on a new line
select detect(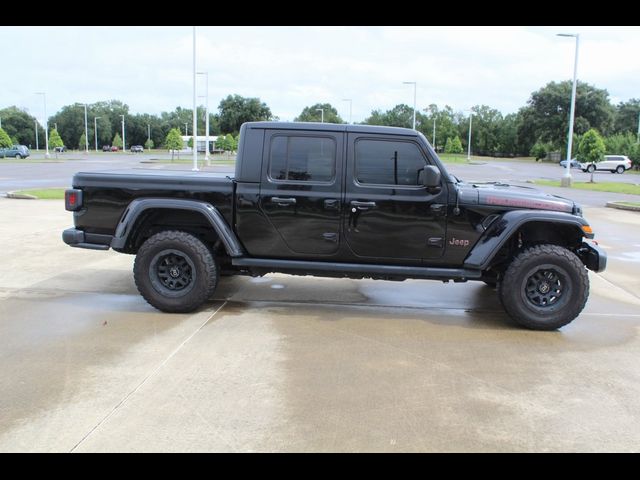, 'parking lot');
1,175,640,451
